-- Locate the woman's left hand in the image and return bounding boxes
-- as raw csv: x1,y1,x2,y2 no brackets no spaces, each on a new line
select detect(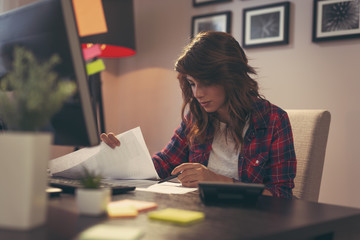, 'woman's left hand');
171,163,232,187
